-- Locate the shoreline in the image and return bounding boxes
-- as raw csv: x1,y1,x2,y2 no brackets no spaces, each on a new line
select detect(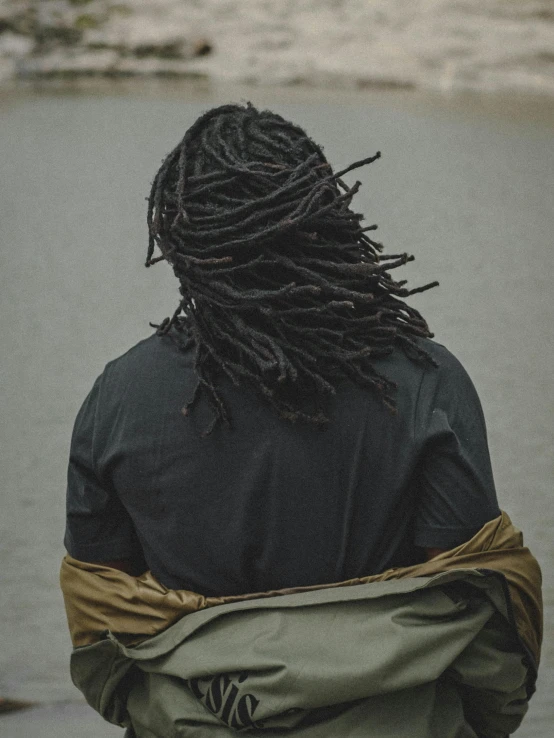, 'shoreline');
2,2,554,98
4,75,554,130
